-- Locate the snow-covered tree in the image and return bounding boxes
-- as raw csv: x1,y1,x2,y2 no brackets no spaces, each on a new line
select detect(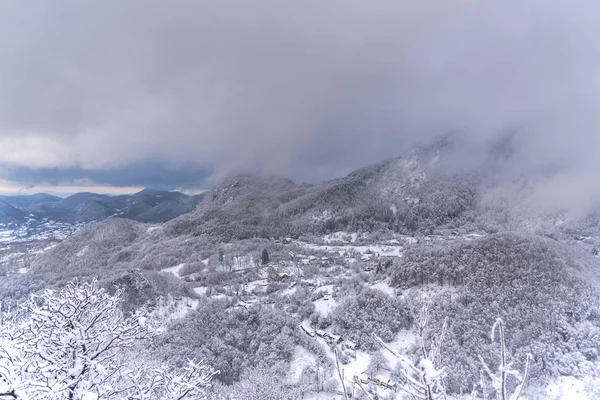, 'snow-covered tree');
125,359,217,400
261,249,269,266
373,294,447,400
220,366,302,400
366,351,388,378
0,278,217,400
475,319,531,400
